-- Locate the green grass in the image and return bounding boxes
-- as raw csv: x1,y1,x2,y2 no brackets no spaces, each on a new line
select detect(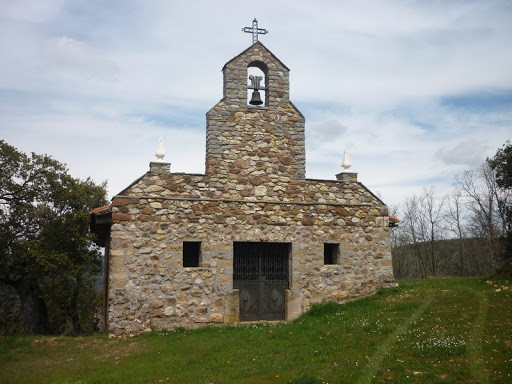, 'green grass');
1,277,511,383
